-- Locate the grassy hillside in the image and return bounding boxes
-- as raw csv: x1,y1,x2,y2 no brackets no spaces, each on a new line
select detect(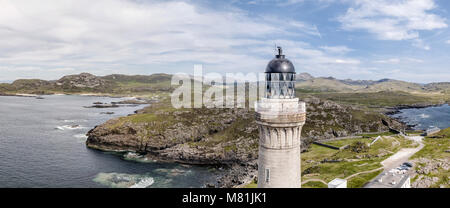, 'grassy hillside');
101,74,173,96
409,128,450,188
306,91,447,108
296,74,450,95
412,128,450,160
0,73,174,96
296,77,363,92
362,79,425,92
